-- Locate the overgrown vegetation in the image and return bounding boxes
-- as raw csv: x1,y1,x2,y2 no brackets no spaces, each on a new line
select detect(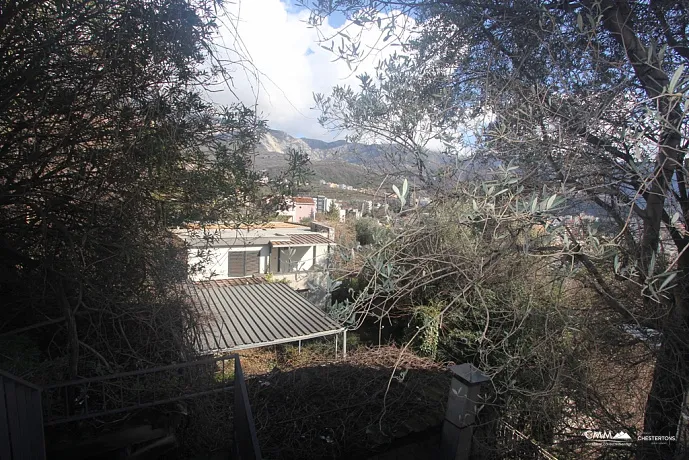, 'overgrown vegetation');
4,0,689,458
0,0,269,387
354,217,380,246
306,0,689,457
